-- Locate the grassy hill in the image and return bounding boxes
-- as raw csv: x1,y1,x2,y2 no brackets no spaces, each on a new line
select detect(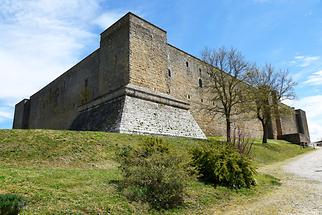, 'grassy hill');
0,129,312,214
